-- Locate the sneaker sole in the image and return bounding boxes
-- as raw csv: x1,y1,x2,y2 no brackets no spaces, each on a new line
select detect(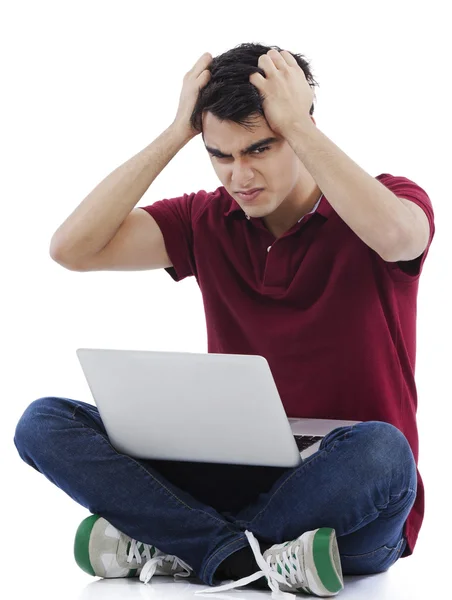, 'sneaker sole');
74,514,138,578
74,514,101,576
306,527,344,596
